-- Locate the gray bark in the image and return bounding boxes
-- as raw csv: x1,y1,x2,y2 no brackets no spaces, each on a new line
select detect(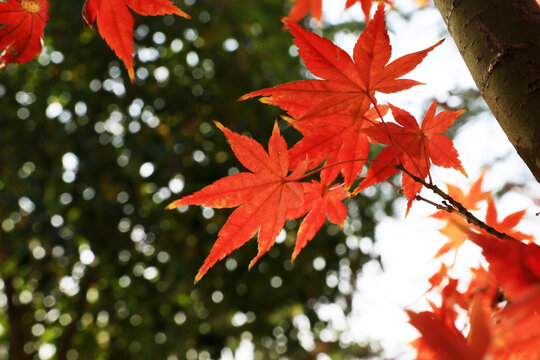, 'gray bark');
433,0,540,183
